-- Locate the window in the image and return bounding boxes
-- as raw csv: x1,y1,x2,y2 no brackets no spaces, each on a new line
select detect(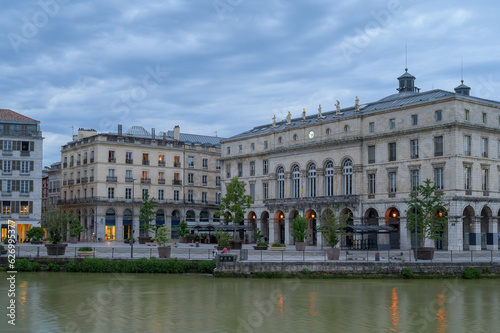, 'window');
215,192,221,205
173,190,179,202
226,164,231,178
464,136,471,156
202,192,207,204
142,153,149,165
411,114,418,126
216,159,221,170
239,145,242,152
250,184,255,201
90,150,94,163
250,161,255,176
174,156,181,168
390,119,396,129
482,138,488,157
465,109,470,121
3,140,12,151
142,189,148,201
188,173,194,185
264,141,268,149
2,180,11,194
216,176,221,187
464,167,471,190
344,125,350,132
227,147,231,155
3,160,12,174
368,174,376,194
202,175,207,186
2,201,10,215
158,154,165,166
435,110,442,122
308,164,317,197
292,165,300,198
188,190,194,203
410,139,419,158
324,161,334,196
343,159,353,195
411,170,419,191
482,169,489,191
251,143,255,151
107,168,116,182
435,168,444,190
278,137,282,143
108,187,114,200
326,128,331,135
389,172,397,193
369,122,375,133
263,160,268,175
141,171,149,183
125,170,132,182
434,136,443,156
277,167,285,199
293,134,298,141
263,183,269,200
158,189,164,202
20,180,29,194
188,156,194,168
483,112,487,124
158,171,165,183
202,159,208,169
125,188,132,200
388,142,396,161
20,202,29,215
238,163,243,177
368,145,375,164
108,151,116,163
